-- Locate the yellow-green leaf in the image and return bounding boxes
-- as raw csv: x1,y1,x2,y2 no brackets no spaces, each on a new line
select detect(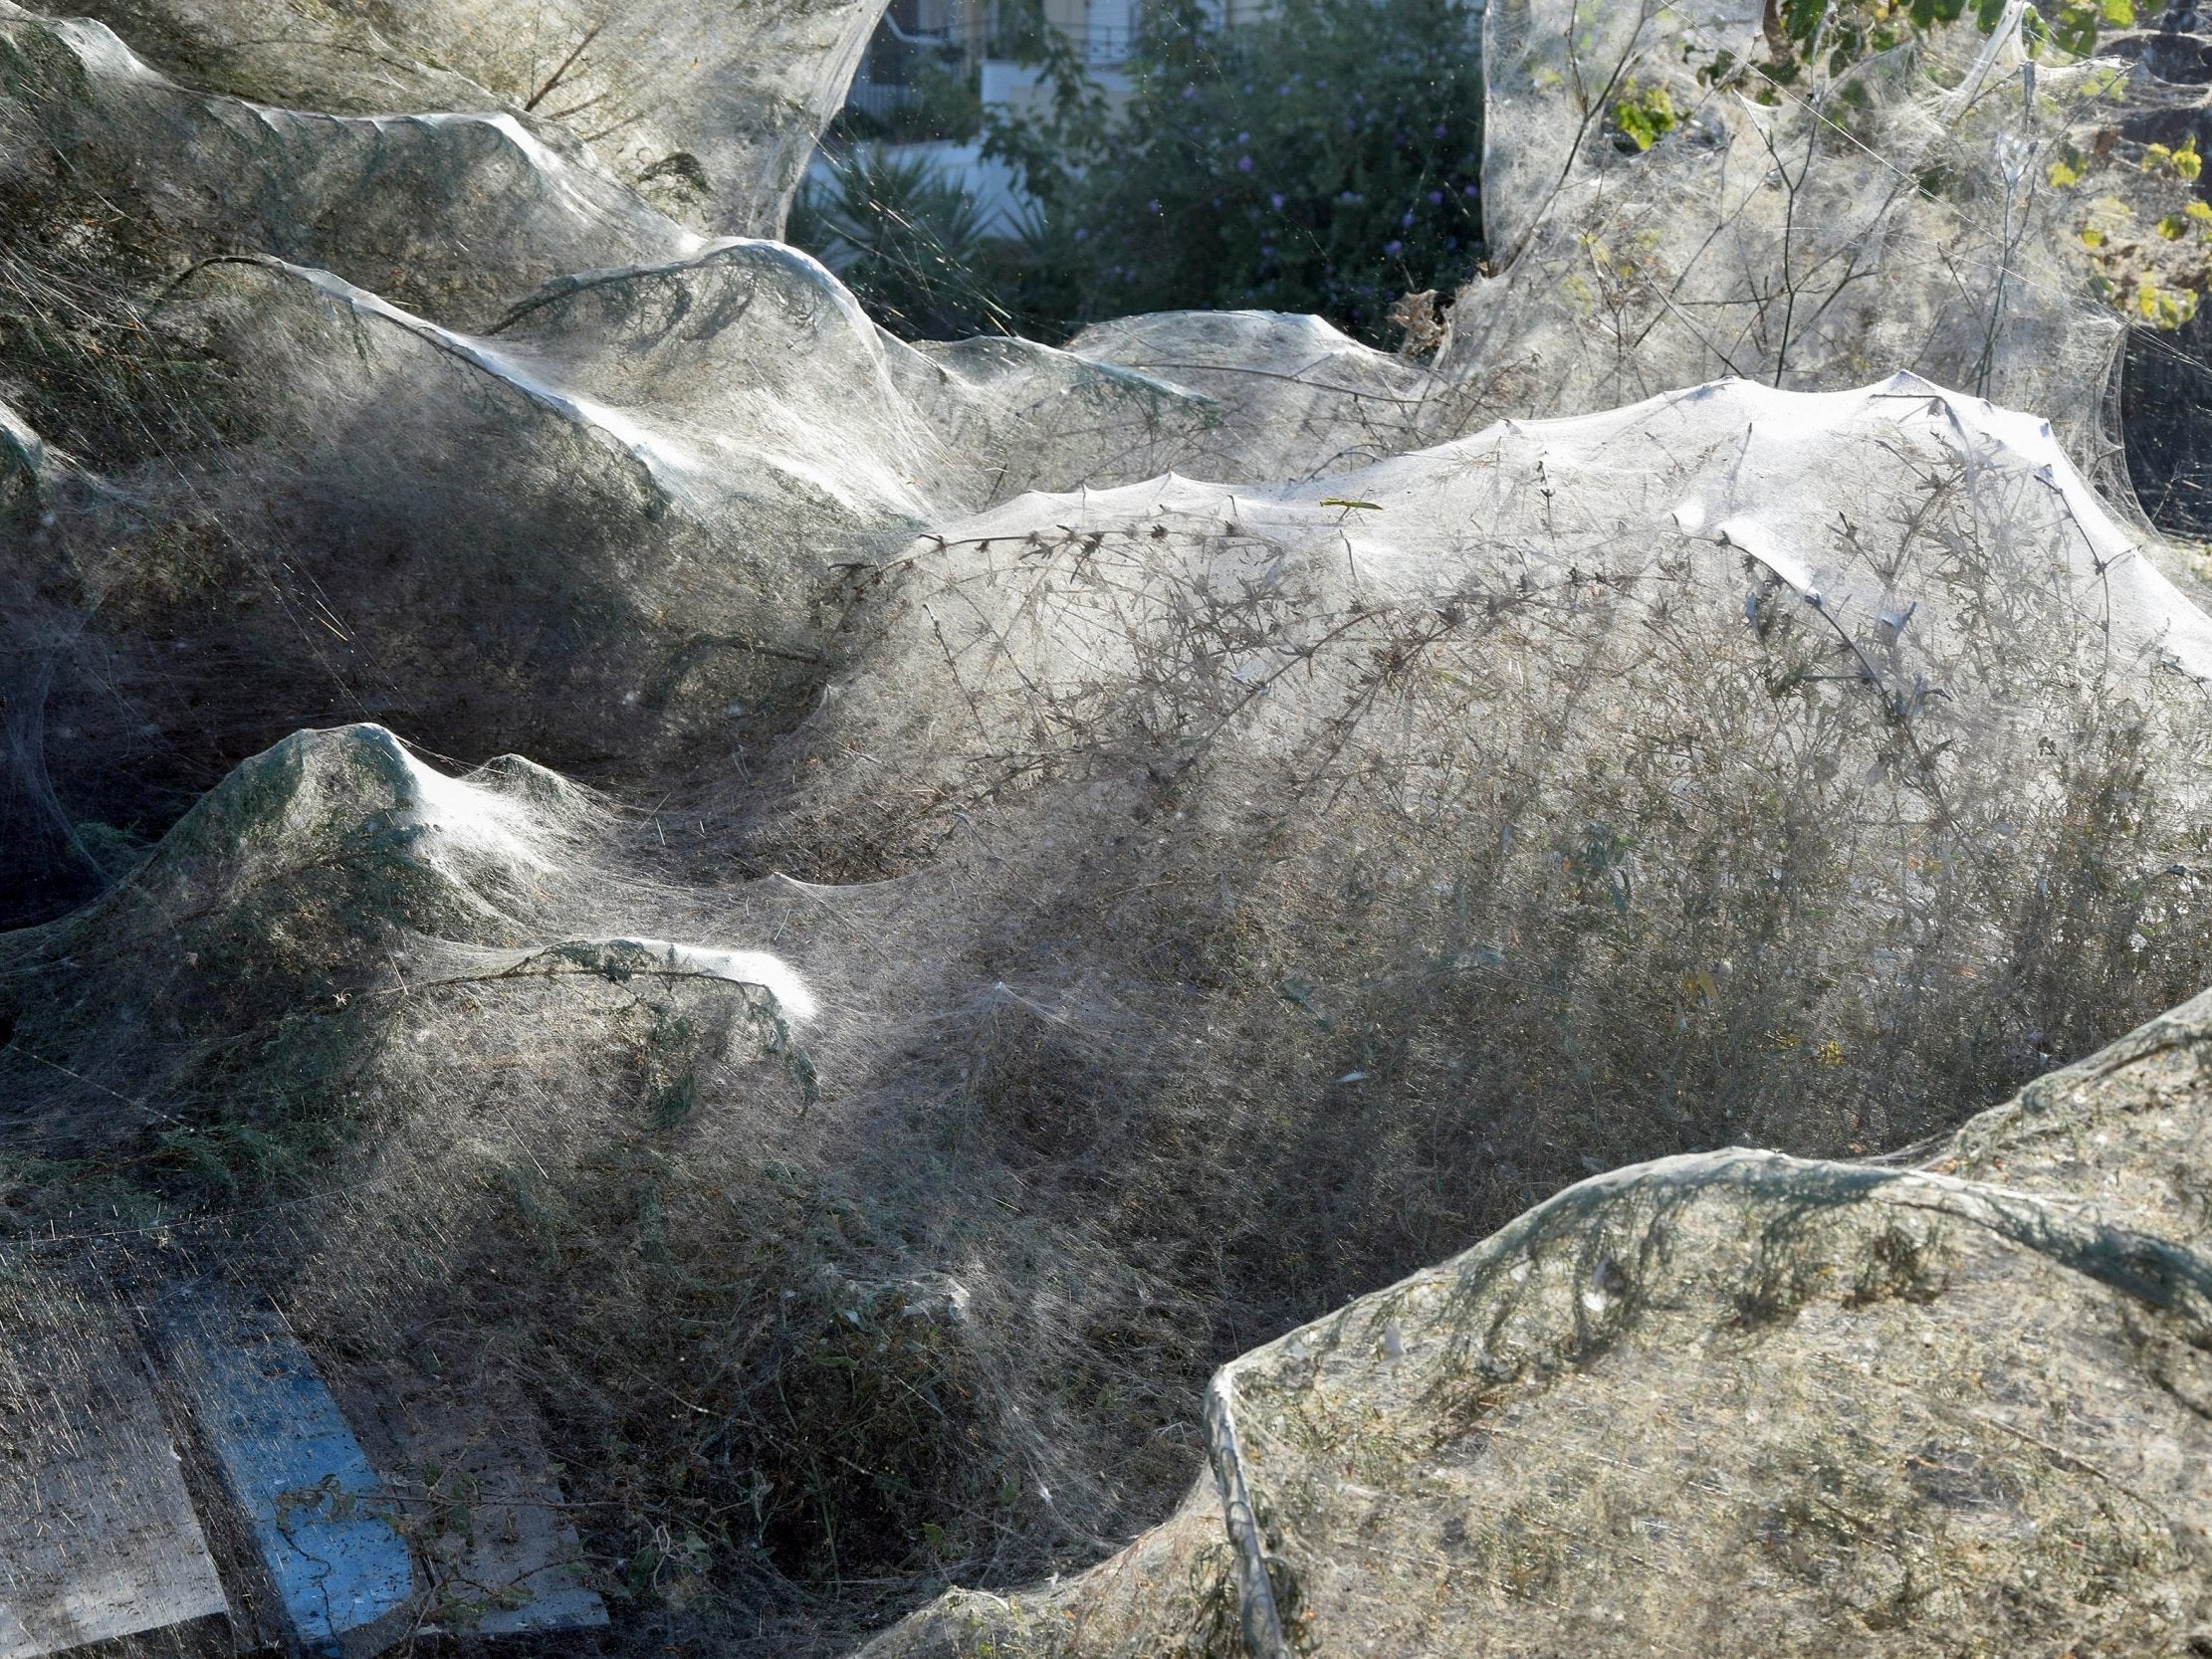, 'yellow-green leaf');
2084,194,2135,245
